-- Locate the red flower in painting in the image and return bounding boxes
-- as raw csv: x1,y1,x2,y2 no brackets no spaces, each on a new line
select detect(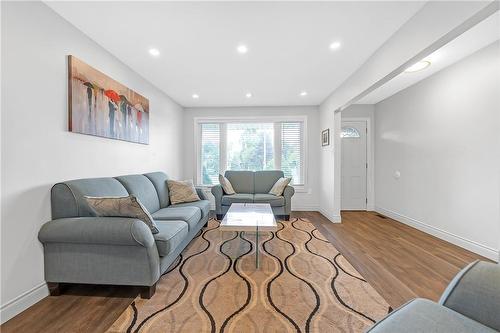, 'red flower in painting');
137,110,142,124
104,89,120,103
